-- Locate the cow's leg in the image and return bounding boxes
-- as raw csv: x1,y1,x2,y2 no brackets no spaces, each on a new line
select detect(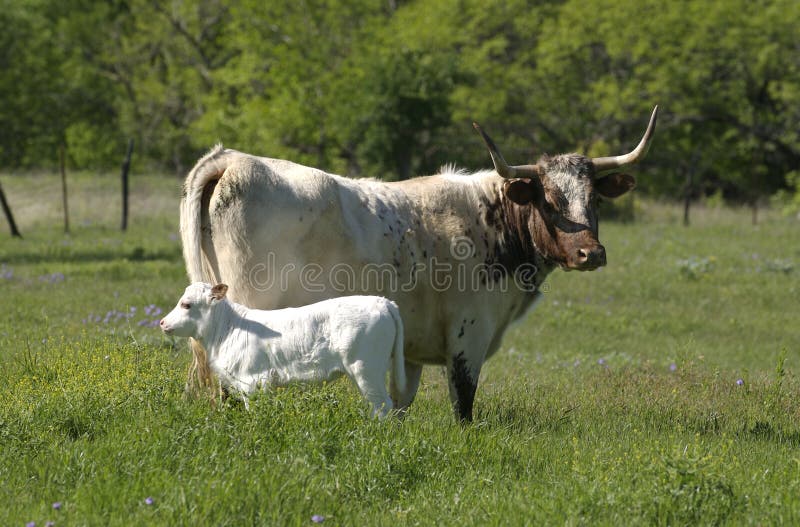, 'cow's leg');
446,350,482,422
390,361,423,417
